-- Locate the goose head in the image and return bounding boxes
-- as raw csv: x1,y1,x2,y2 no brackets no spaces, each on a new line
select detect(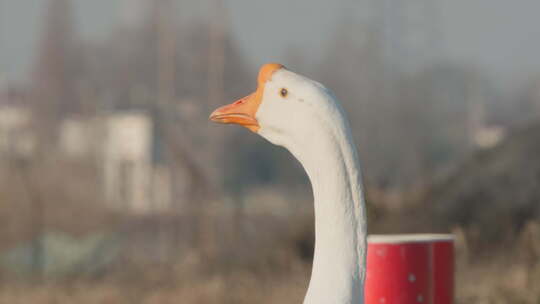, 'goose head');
210,63,347,153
